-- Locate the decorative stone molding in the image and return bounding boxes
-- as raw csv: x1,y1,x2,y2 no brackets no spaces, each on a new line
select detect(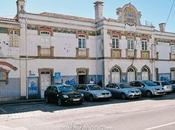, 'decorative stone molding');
117,3,141,26
28,24,99,36
38,46,54,57
155,38,175,44
76,68,89,75
107,30,122,39
141,50,150,59
126,49,137,58
107,29,151,41
111,49,121,58
76,48,89,58
76,30,89,39
38,26,53,36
